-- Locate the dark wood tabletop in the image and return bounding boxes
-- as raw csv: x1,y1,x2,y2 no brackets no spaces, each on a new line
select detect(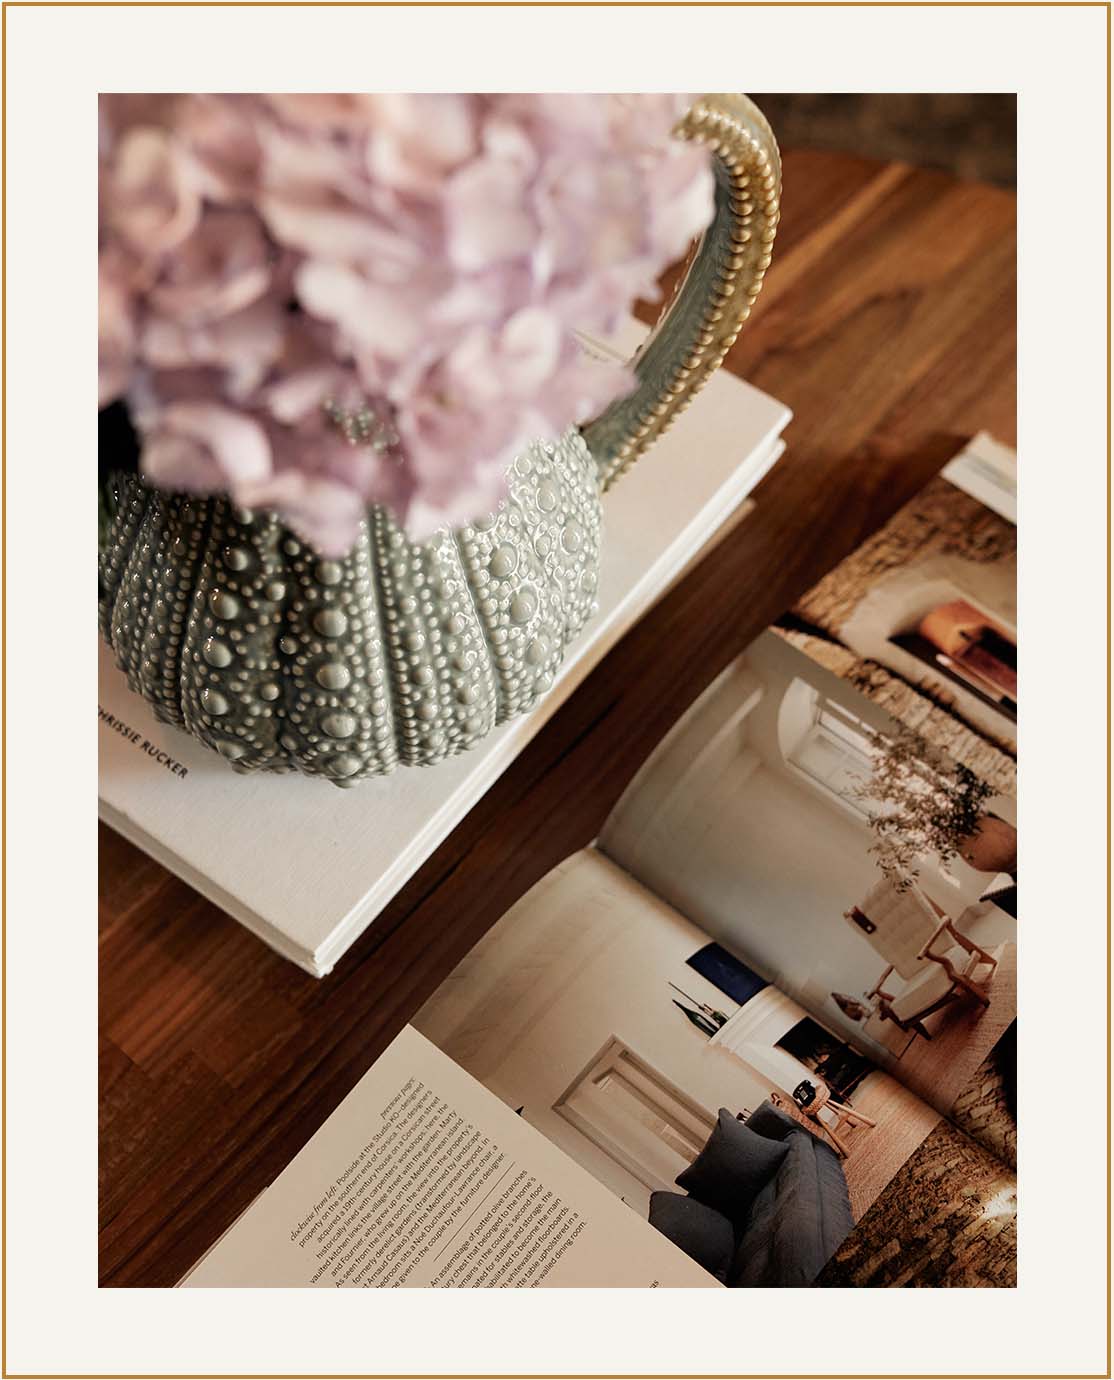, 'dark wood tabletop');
99,148,1016,1287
